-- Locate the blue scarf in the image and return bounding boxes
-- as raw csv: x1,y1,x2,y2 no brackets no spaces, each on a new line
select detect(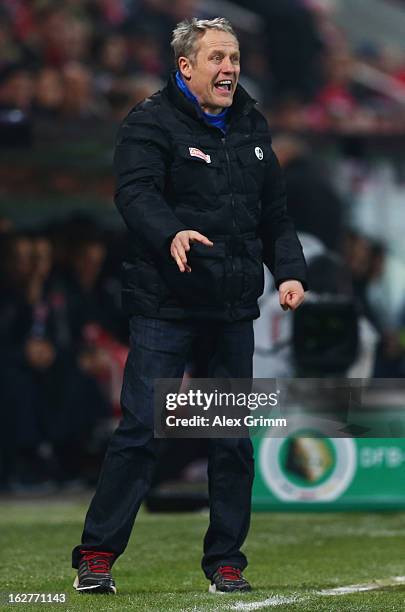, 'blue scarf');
175,70,229,133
